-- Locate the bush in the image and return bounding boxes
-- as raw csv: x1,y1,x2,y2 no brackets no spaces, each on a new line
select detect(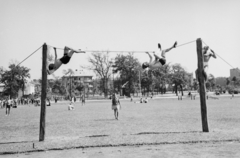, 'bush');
234,90,239,94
